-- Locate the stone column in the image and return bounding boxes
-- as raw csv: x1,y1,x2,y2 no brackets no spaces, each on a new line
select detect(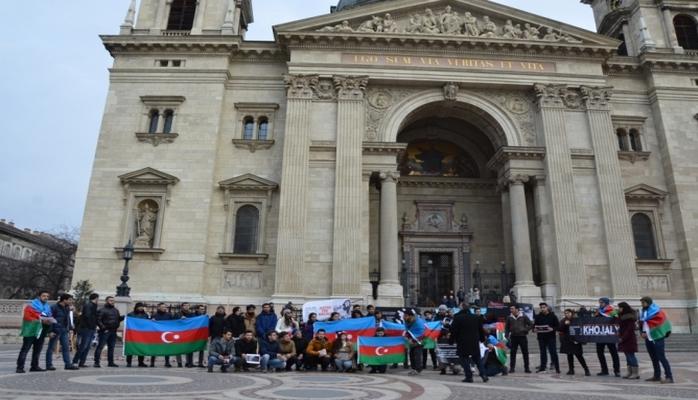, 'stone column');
508,175,535,287
662,7,683,53
360,172,373,299
378,171,403,304
533,175,558,302
332,76,368,297
273,75,318,299
191,0,206,35
500,187,514,274
581,86,640,297
534,84,587,298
